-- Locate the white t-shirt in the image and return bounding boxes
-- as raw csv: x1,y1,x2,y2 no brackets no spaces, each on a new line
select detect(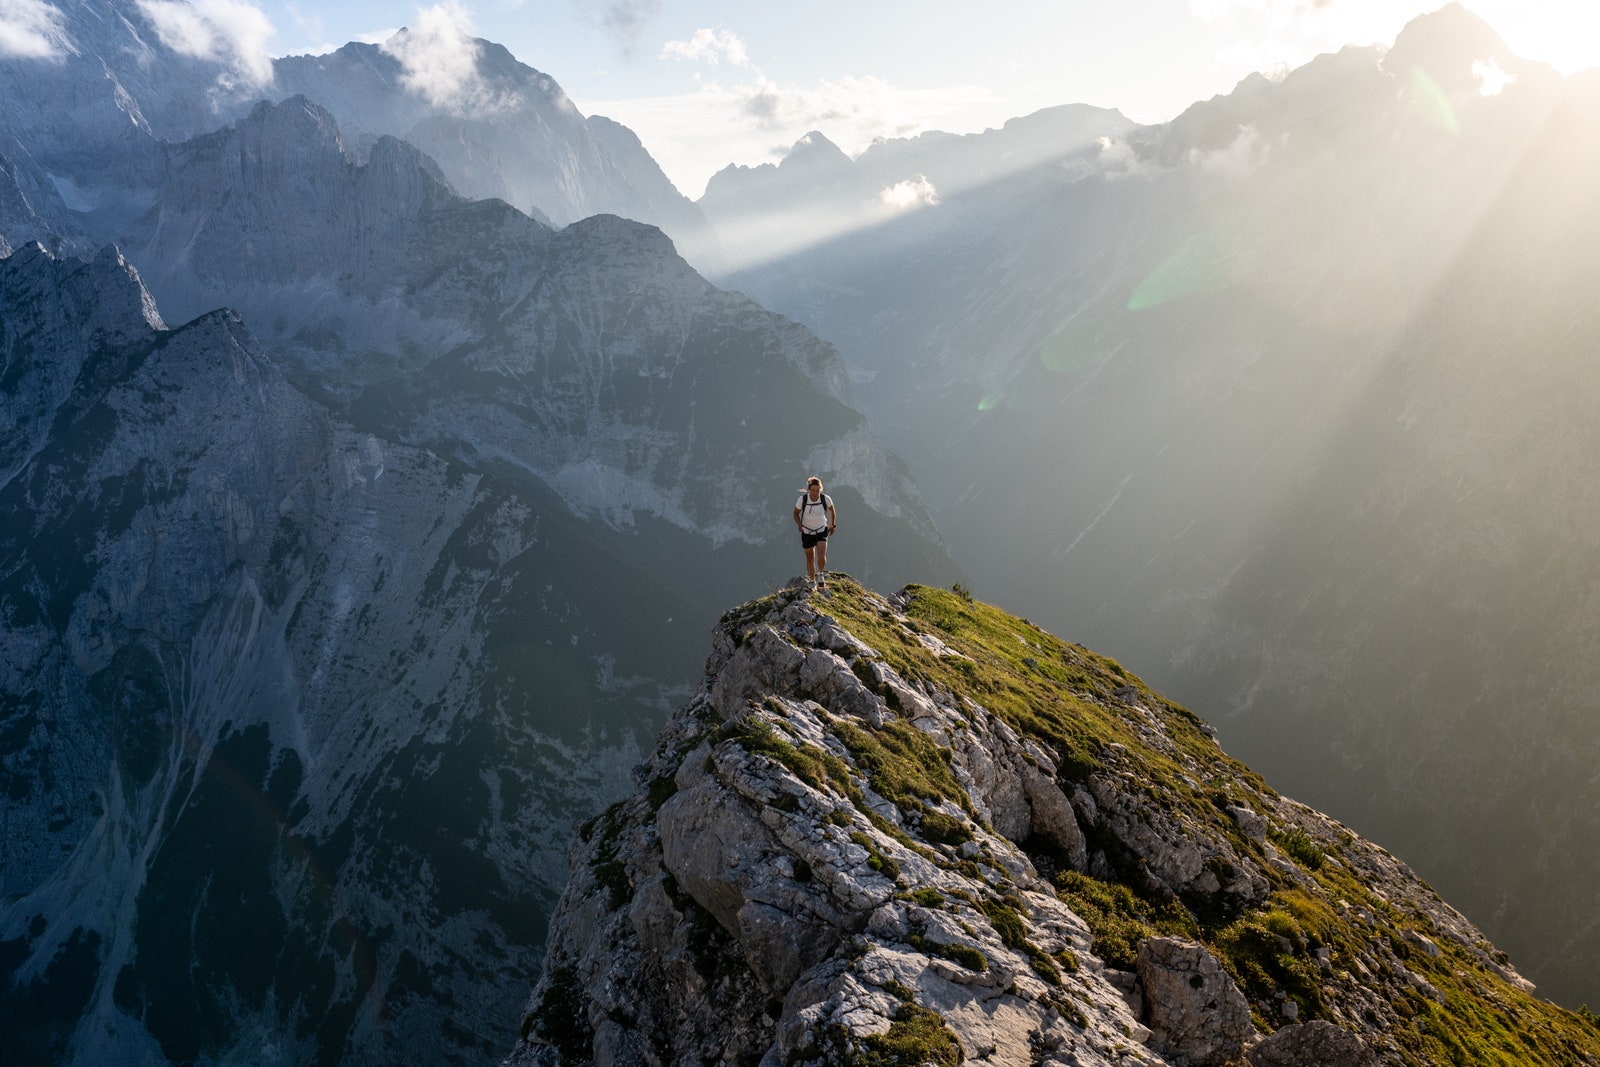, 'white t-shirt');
797,492,832,534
